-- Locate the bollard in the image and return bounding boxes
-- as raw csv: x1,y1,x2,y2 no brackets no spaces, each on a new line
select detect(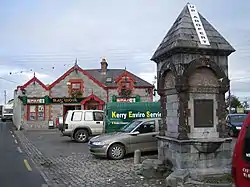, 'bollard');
134,149,141,164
